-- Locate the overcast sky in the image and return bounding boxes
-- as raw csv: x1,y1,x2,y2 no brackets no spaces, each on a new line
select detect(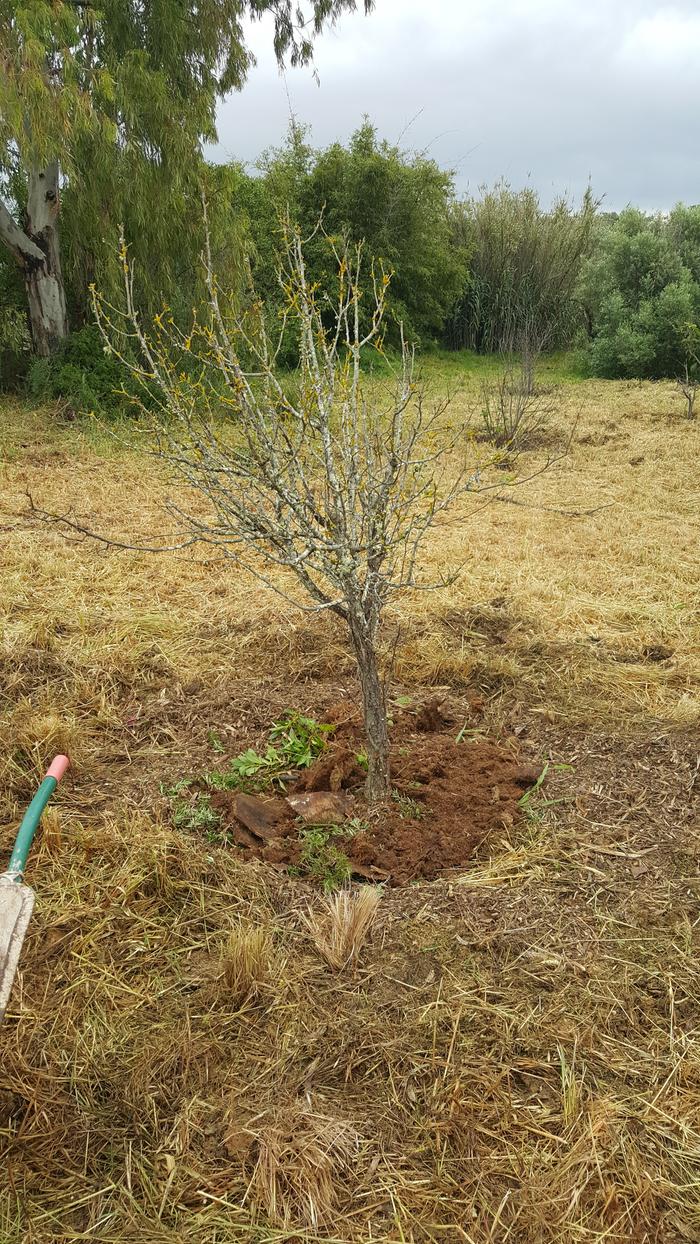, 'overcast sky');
210,0,699,210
